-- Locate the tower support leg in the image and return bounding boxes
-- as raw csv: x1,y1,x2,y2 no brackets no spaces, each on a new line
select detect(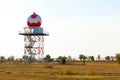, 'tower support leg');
24,36,44,63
